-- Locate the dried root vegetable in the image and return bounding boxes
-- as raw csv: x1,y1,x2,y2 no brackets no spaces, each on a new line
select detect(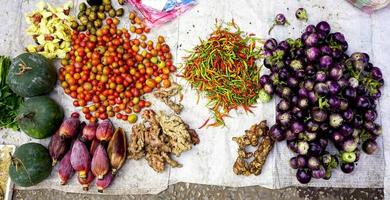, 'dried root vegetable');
232,120,274,176
153,83,183,114
128,109,199,172
156,112,193,156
